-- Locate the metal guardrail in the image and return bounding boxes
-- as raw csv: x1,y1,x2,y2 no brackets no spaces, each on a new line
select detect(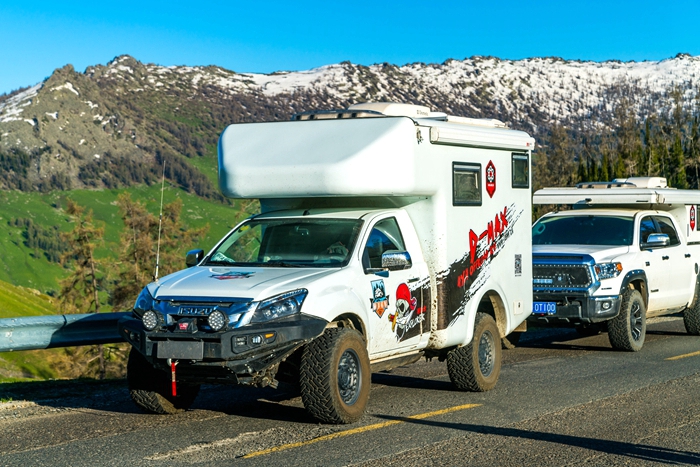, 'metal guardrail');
0,312,130,352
